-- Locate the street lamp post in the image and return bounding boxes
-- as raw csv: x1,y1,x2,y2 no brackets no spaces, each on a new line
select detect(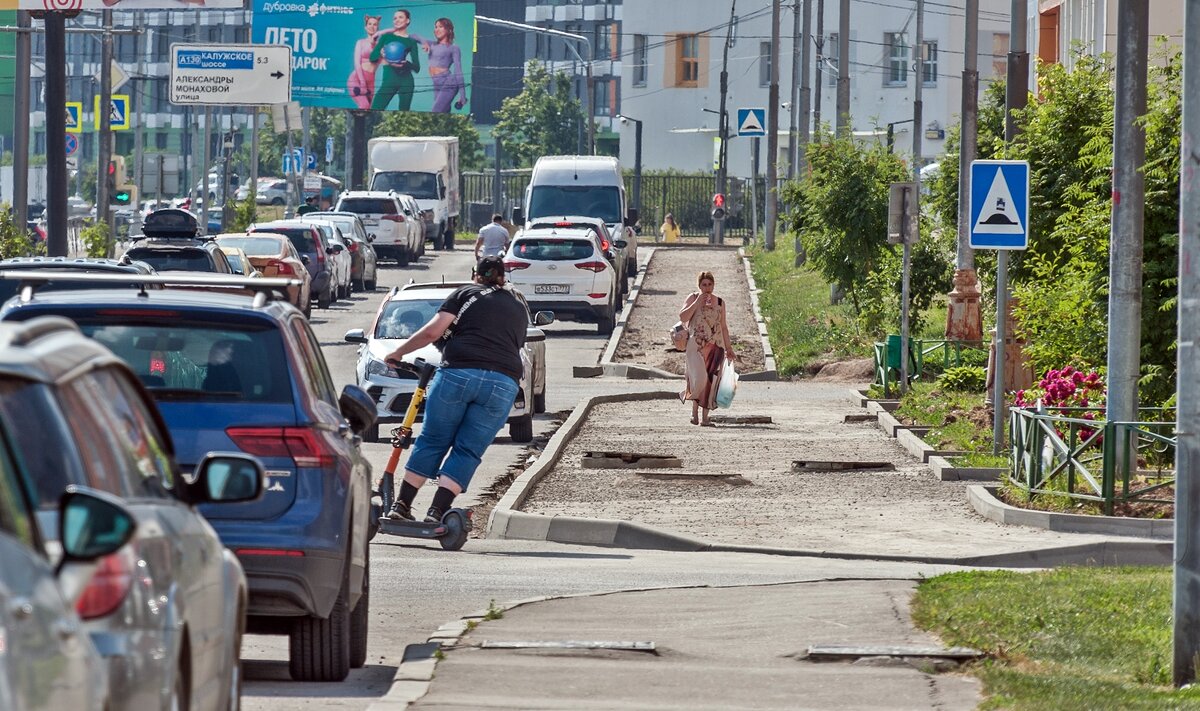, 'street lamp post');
616,114,642,213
